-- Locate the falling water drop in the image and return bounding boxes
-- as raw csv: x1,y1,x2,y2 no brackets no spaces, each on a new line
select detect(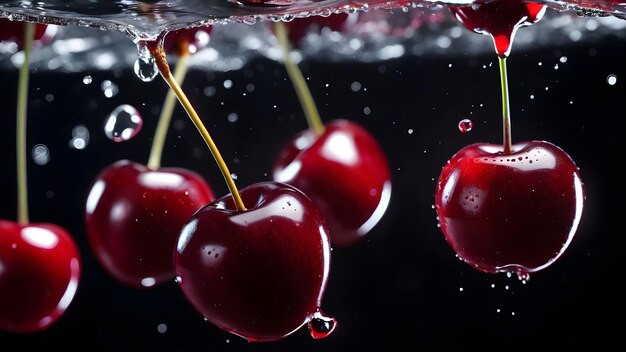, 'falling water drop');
104,104,143,142
134,42,158,82
32,144,50,165
307,310,337,339
458,118,473,133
